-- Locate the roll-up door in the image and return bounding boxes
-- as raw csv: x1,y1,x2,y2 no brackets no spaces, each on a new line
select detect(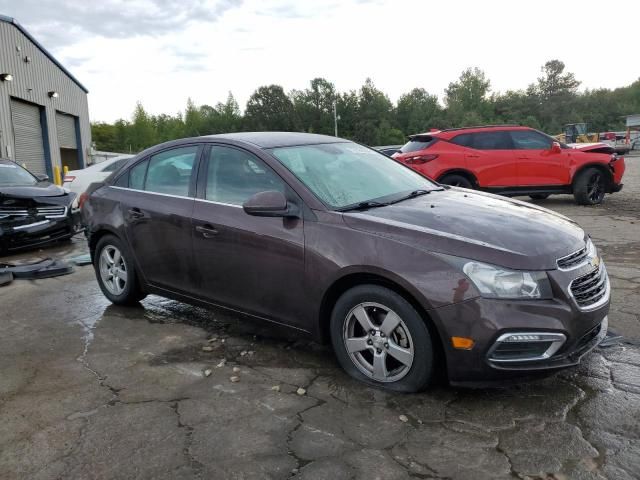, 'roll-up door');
56,112,77,149
10,99,46,175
